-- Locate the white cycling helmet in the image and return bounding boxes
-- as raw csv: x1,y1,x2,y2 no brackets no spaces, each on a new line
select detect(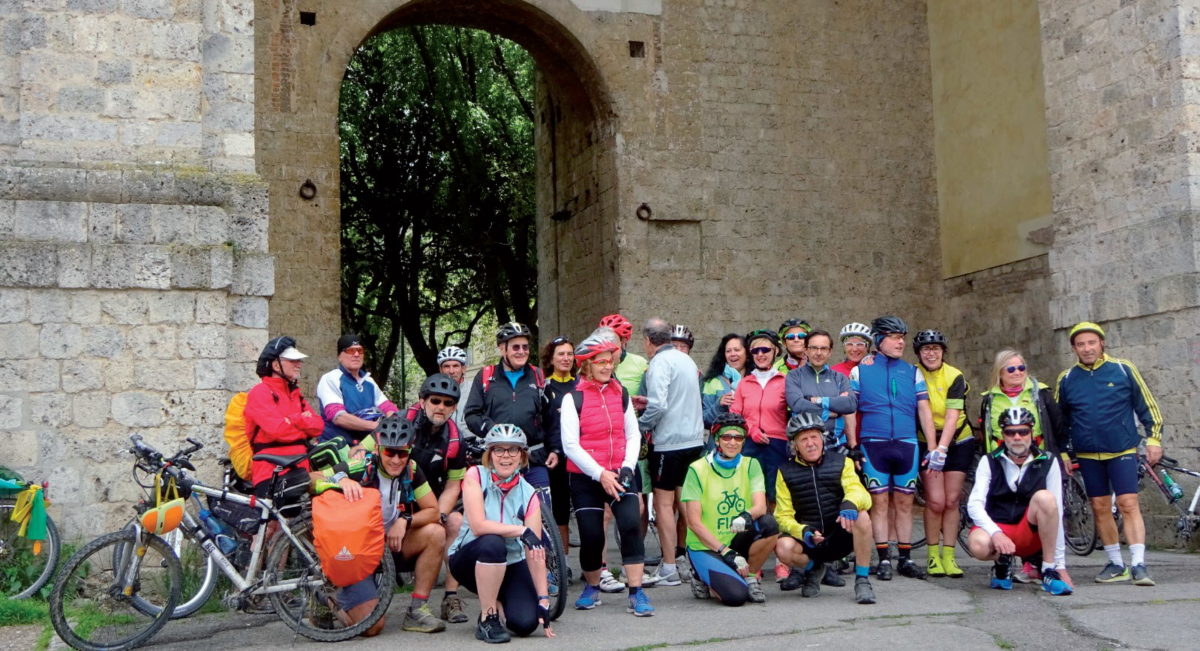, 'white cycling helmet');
437,346,468,366
839,322,872,344
484,423,528,449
